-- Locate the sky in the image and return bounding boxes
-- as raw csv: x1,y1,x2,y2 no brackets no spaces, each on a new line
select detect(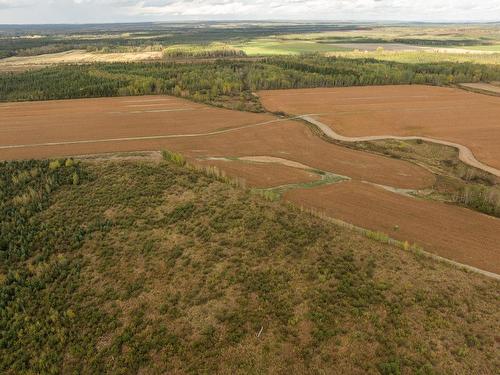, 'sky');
0,0,499,24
